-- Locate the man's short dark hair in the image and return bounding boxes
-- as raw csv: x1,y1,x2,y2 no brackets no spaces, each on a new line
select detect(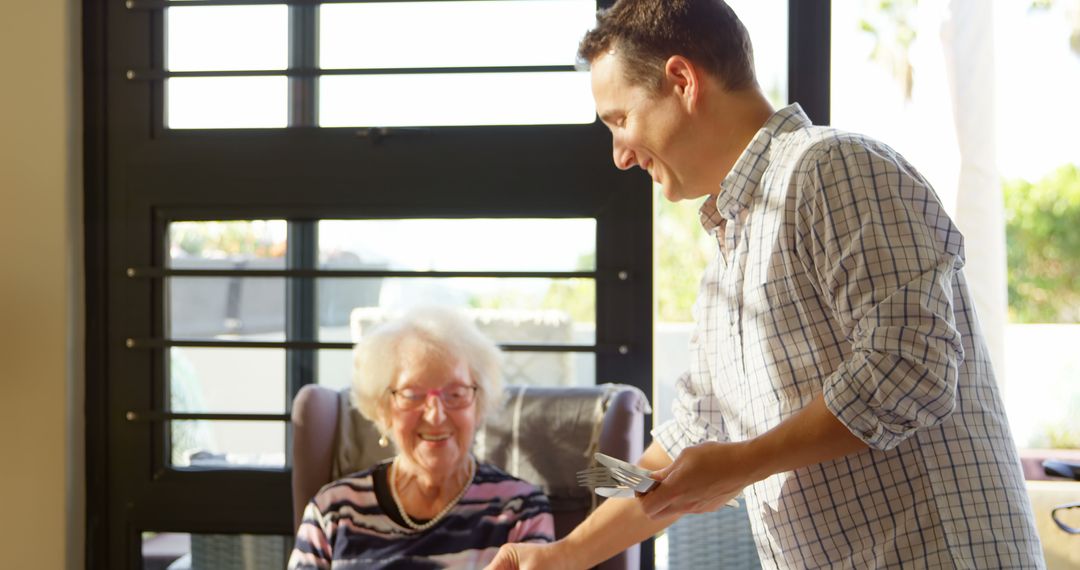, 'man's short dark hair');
577,0,756,93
